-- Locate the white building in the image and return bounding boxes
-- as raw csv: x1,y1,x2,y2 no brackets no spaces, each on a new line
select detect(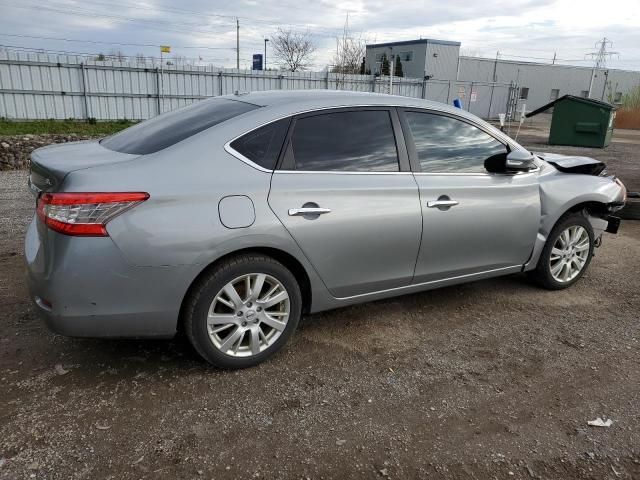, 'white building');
365,39,461,80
